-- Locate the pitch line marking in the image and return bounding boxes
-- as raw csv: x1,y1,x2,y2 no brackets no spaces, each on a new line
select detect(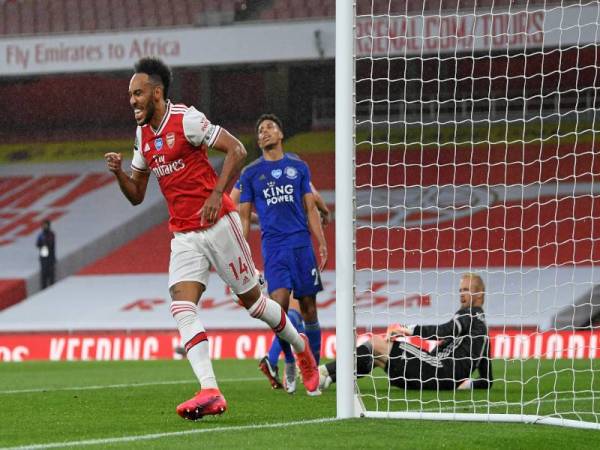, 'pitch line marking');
0,417,341,450
0,376,264,395
2,396,598,449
